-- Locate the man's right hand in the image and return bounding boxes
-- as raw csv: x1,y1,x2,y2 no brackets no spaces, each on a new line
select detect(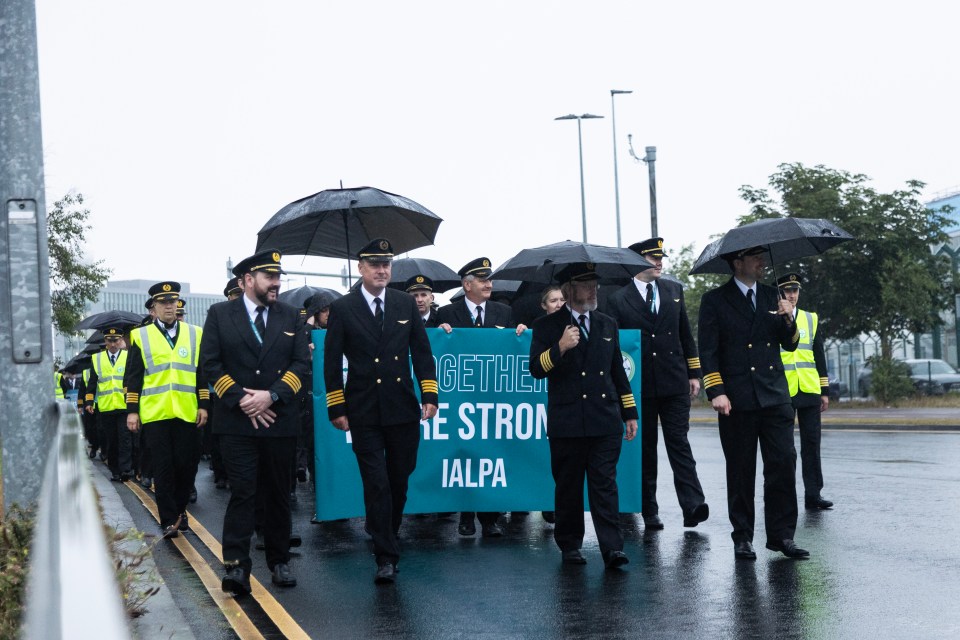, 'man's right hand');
85,405,94,415
711,394,732,416
558,325,580,354
126,413,141,433
332,416,350,432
